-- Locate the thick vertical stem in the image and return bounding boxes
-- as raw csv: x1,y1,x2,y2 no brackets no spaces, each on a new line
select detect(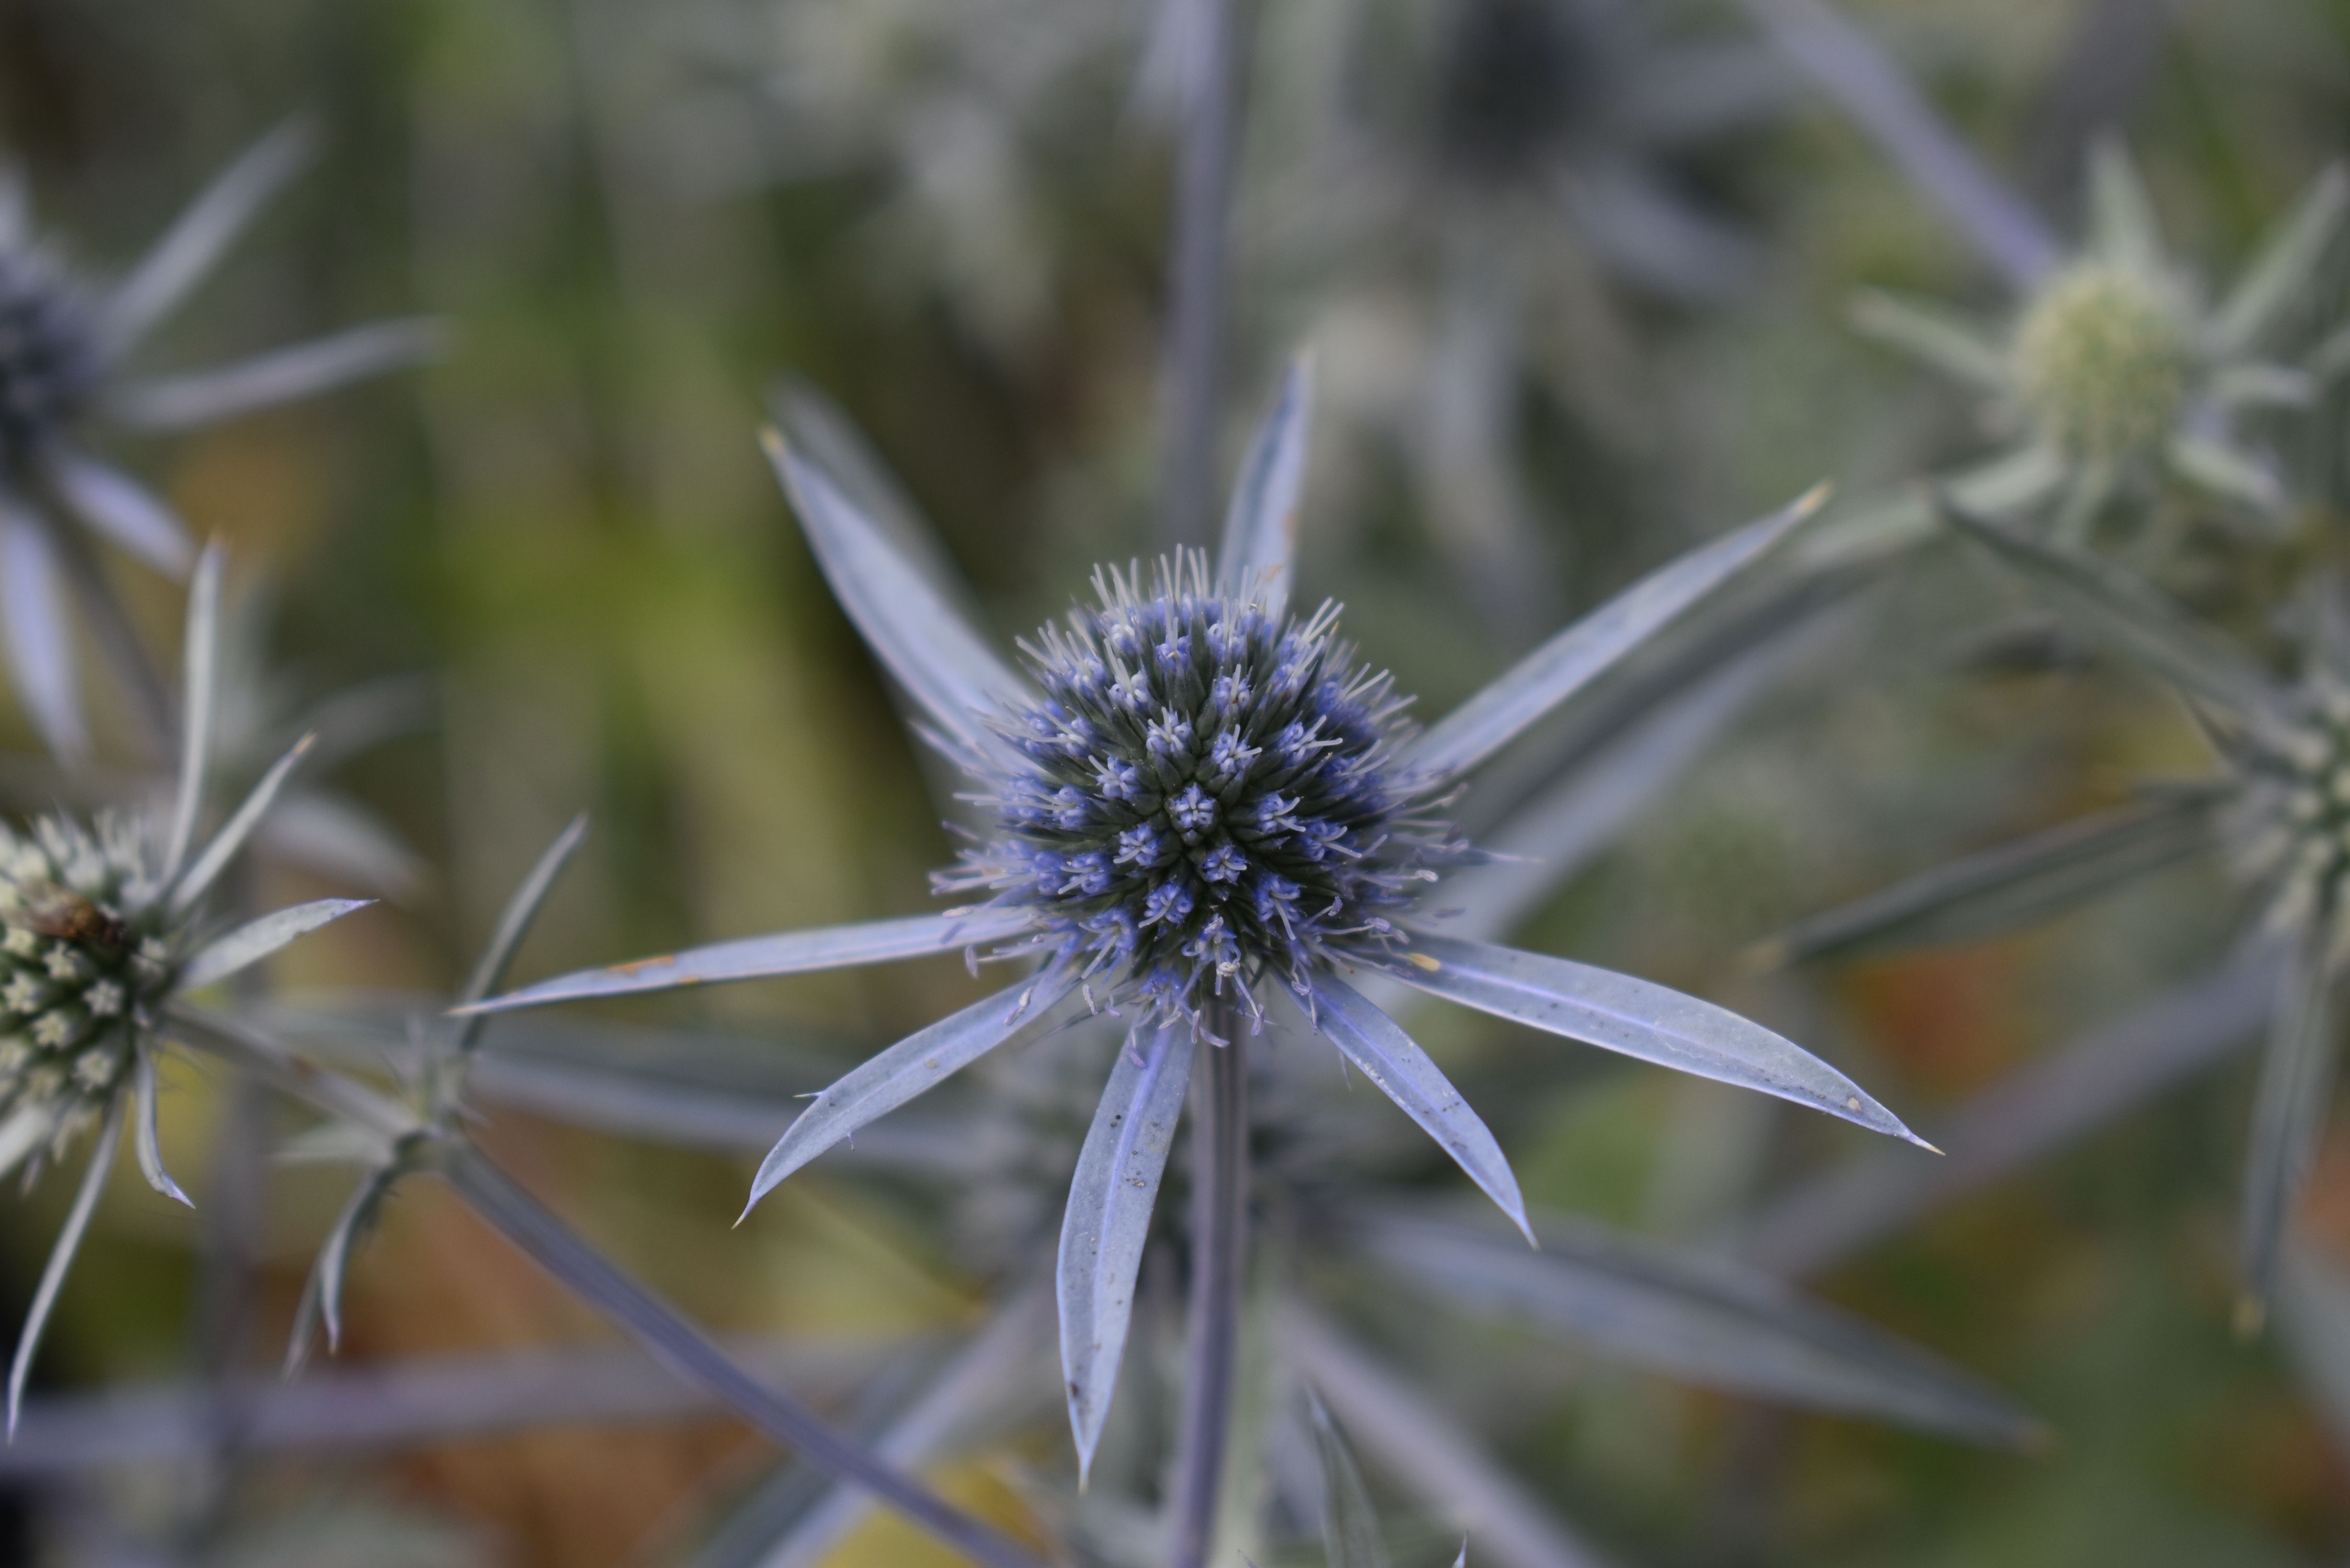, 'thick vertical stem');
1170,1018,1249,1568
1159,0,1246,552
